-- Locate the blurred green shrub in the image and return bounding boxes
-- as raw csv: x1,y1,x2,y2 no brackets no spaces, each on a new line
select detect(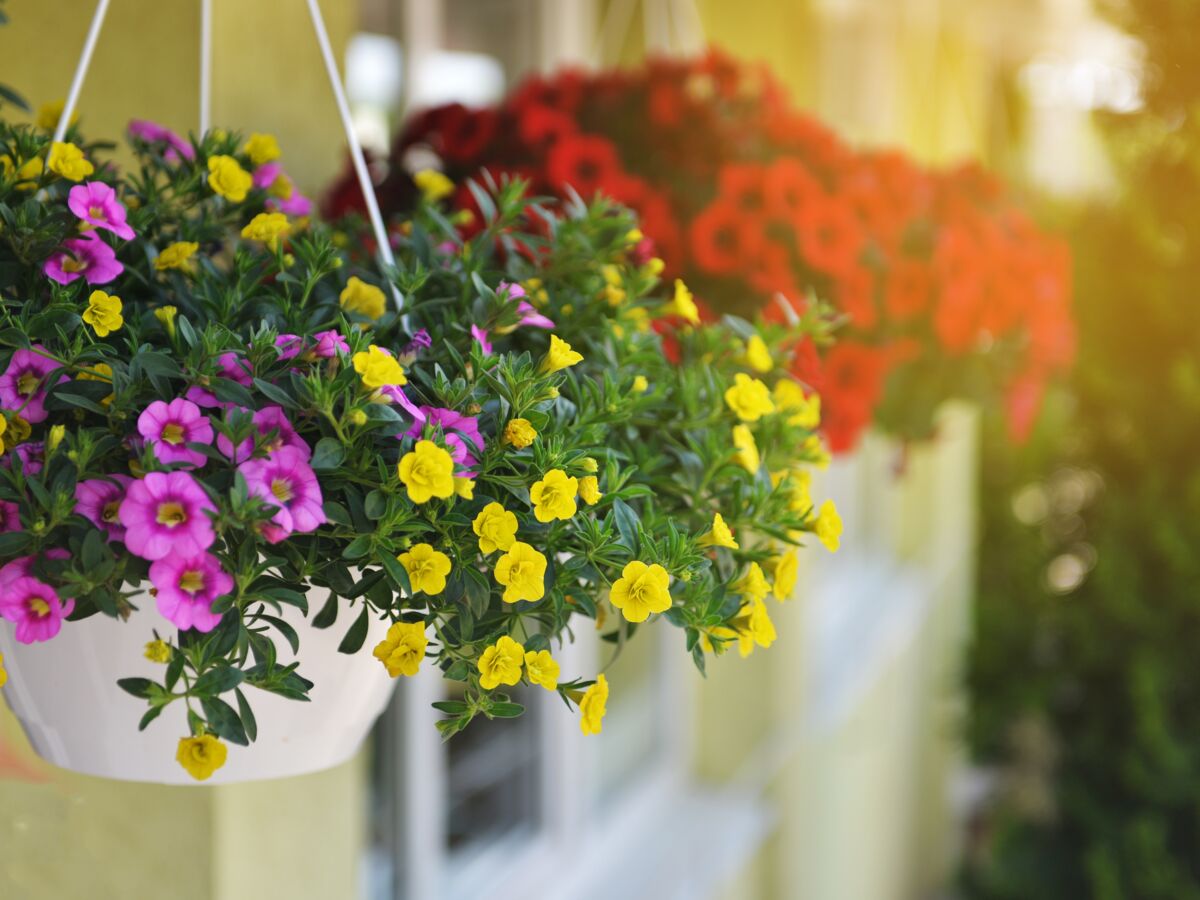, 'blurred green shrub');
964,2,1200,897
